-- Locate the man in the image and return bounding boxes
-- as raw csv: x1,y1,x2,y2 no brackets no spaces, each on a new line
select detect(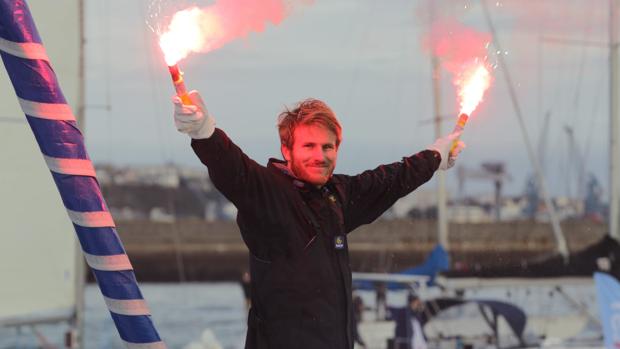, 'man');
173,92,463,349
390,294,428,349
352,294,367,348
